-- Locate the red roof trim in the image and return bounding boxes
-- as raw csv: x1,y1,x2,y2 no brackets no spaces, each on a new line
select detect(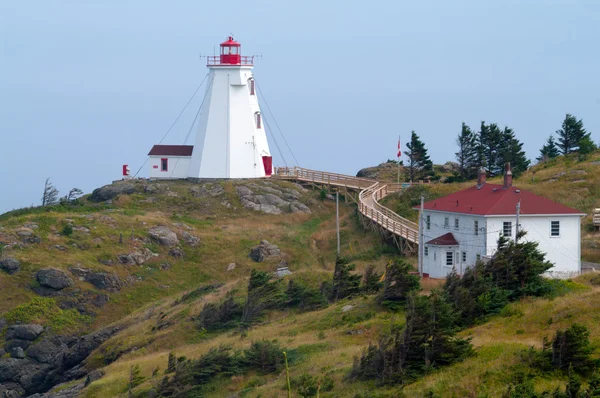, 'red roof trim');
416,183,582,216
148,145,193,157
426,232,459,246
